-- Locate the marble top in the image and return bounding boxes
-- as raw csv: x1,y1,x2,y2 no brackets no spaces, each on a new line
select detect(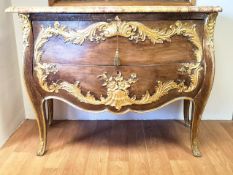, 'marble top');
5,6,222,13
